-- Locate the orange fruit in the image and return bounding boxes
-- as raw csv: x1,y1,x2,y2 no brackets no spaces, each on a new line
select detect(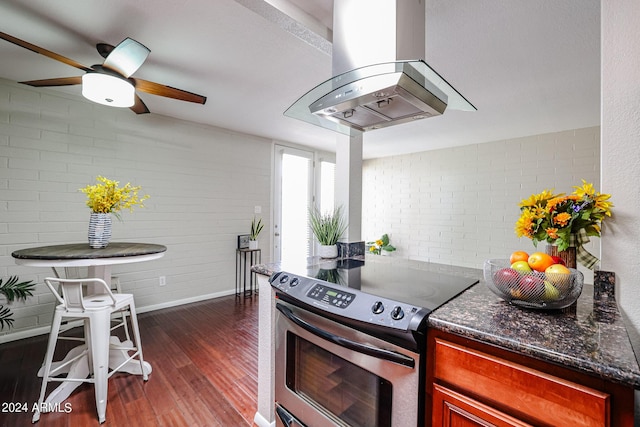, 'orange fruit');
509,250,529,265
528,252,555,272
